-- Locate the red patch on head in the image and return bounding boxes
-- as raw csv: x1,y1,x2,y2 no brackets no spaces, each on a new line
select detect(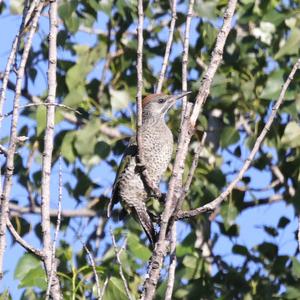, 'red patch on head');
142,93,165,108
